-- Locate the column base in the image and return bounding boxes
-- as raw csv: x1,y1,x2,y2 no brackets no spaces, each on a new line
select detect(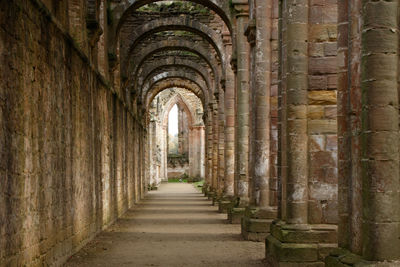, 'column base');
326,248,400,267
212,193,221,206
241,206,277,242
206,191,215,201
265,221,337,266
202,183,210,196
218,197,234,213
228,207,245,224
202,186,207,195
